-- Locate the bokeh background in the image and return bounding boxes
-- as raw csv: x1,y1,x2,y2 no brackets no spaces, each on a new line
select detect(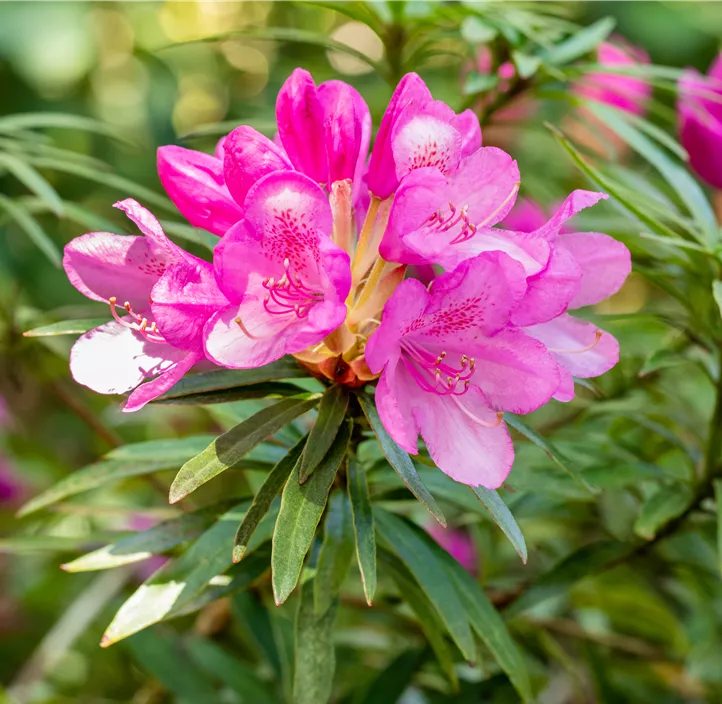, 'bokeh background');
2,2,722,702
